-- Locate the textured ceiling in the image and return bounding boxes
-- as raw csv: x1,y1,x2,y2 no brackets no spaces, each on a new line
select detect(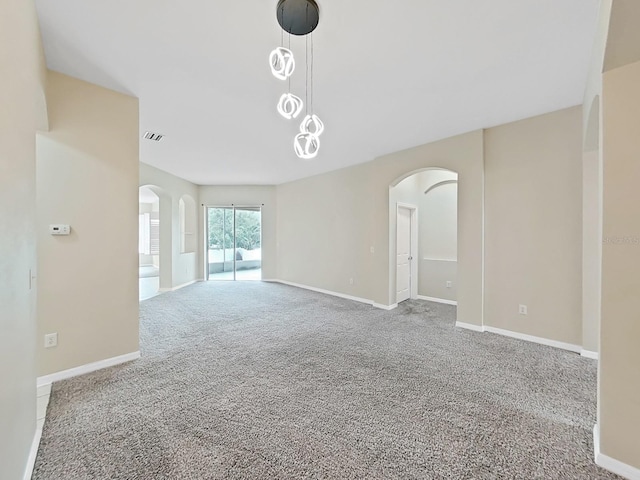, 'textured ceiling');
36,0,601,185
